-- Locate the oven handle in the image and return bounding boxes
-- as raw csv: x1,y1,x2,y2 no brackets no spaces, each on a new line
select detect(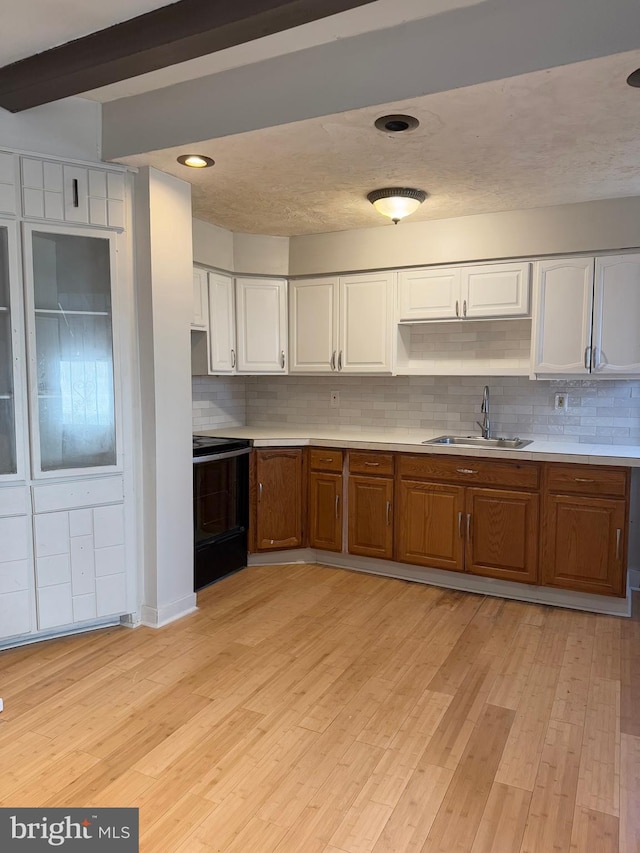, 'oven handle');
193,447,252,464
